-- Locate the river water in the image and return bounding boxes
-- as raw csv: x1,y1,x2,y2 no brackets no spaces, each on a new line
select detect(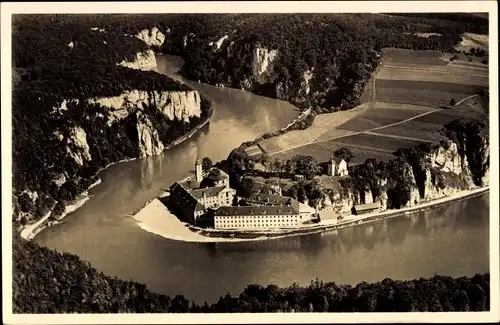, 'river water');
34,55,490,304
